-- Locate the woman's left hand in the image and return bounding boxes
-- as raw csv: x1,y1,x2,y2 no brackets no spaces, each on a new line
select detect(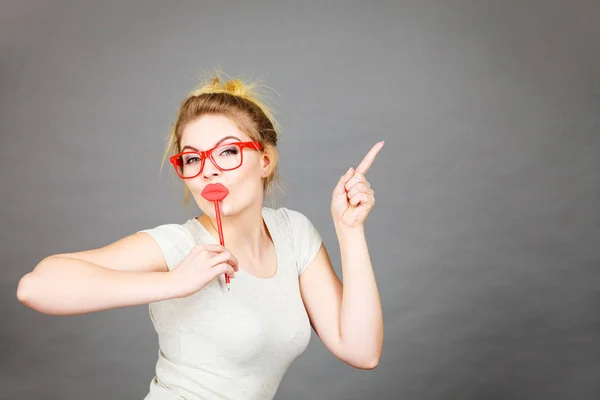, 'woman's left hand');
331,141,385,229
